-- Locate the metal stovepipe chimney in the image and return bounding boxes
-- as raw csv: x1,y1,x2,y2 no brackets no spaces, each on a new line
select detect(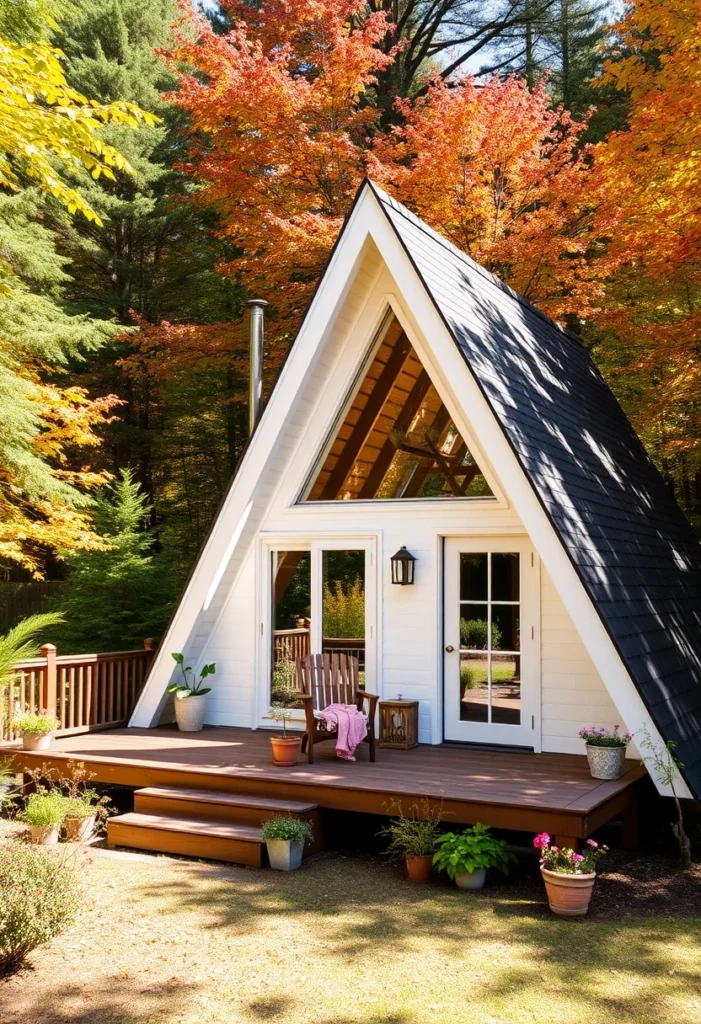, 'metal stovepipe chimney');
247,298,268,435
